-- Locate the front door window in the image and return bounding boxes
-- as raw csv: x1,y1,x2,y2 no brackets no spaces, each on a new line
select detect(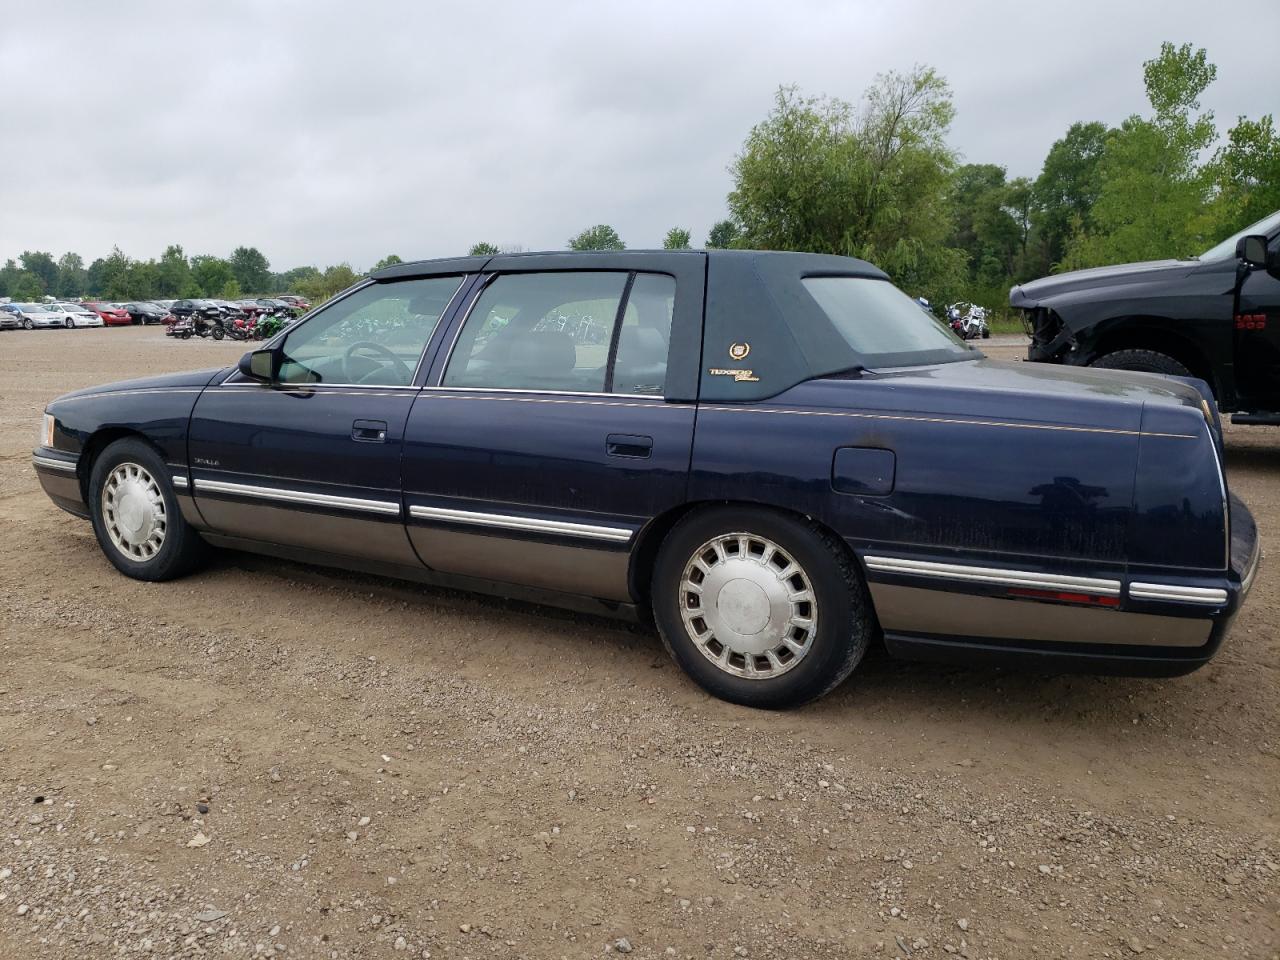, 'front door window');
278,276,463,386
